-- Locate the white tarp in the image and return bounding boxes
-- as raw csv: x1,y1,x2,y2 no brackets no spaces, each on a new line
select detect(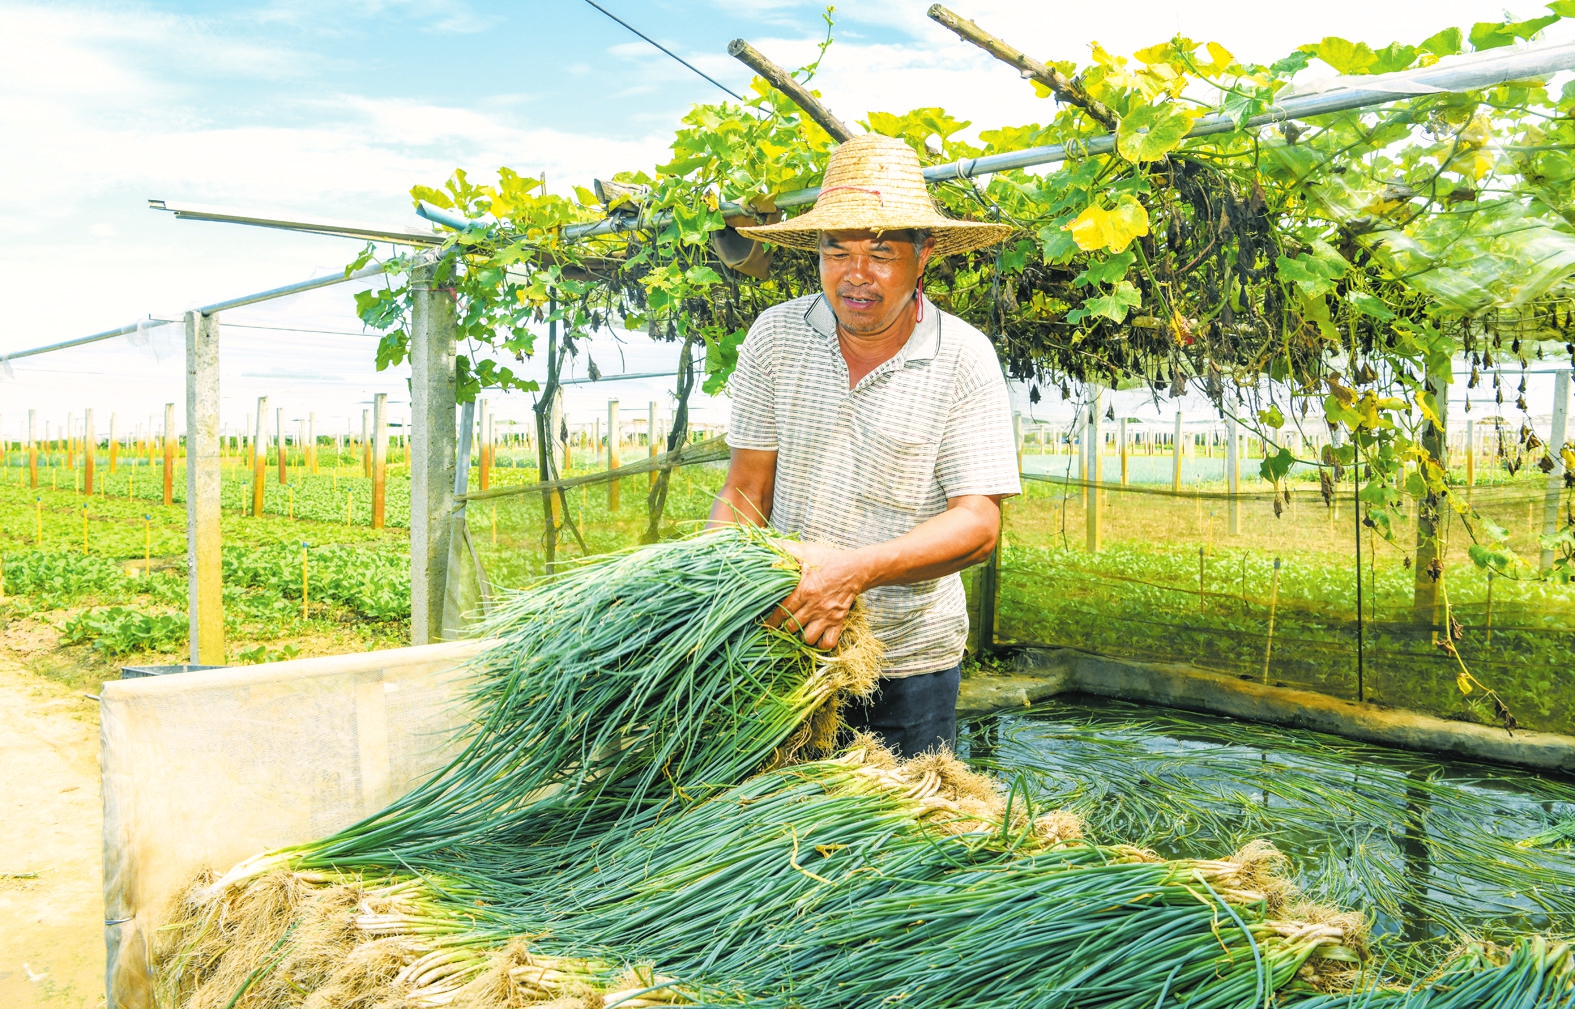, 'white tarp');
99,640,482,1009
